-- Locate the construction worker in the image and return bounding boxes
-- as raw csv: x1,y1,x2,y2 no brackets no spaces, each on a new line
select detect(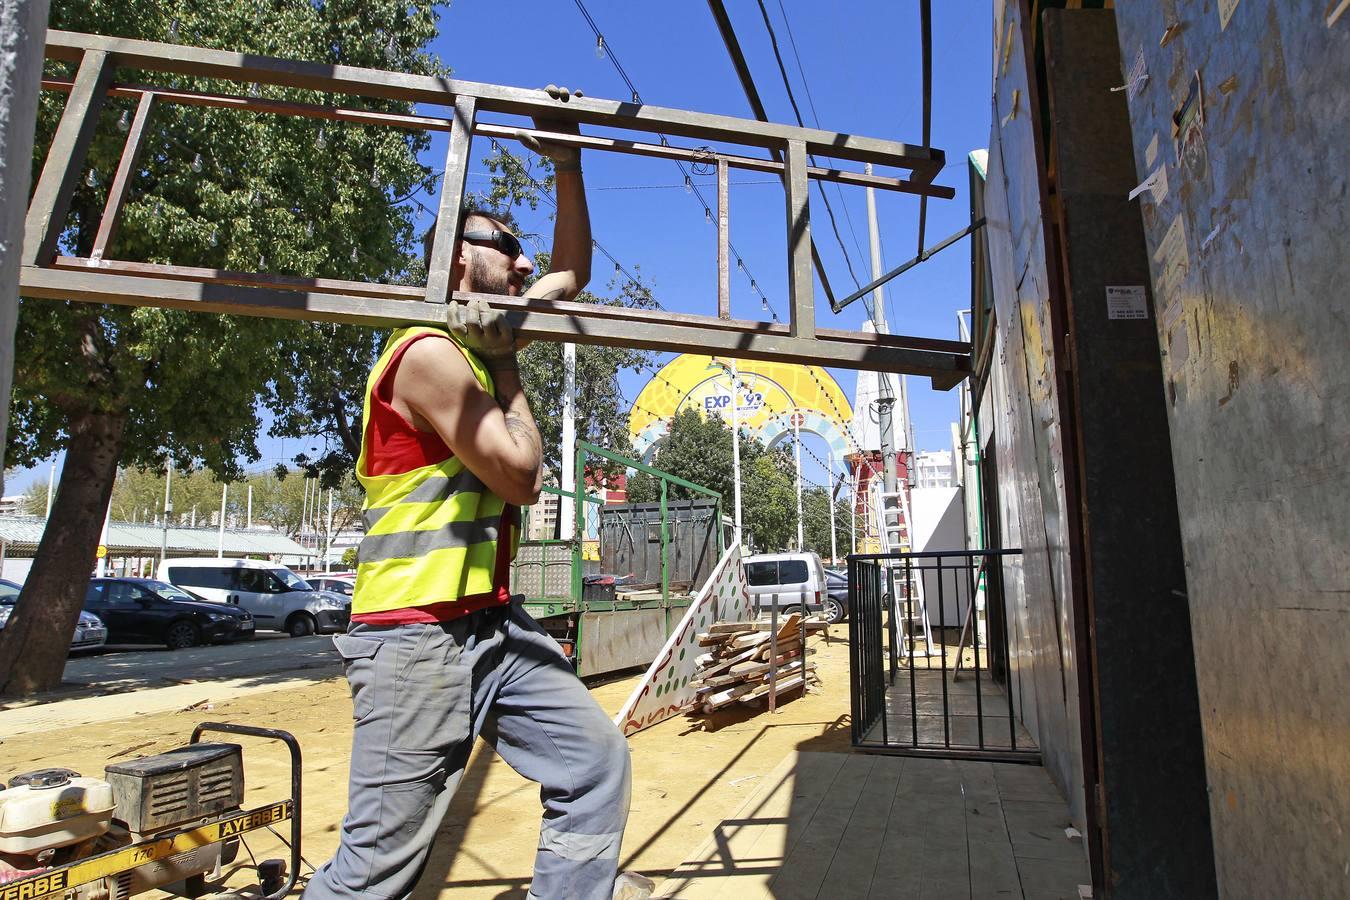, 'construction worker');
305,117,633,900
